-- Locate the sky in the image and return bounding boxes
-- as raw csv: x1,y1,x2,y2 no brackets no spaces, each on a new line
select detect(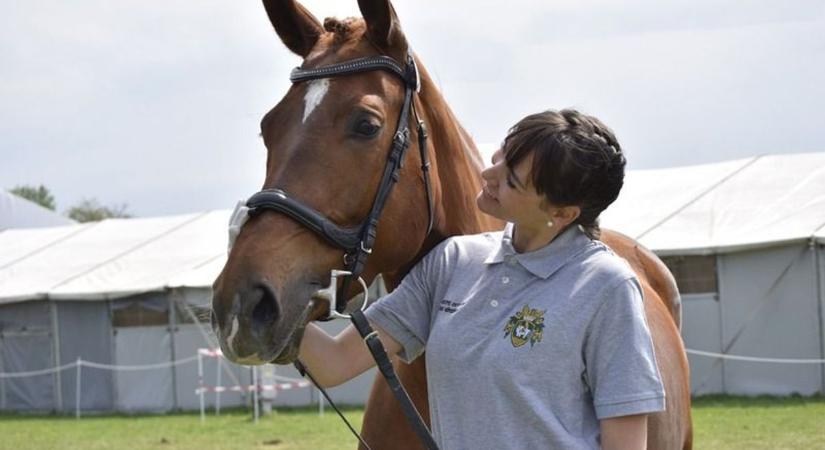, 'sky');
1,0,824,218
